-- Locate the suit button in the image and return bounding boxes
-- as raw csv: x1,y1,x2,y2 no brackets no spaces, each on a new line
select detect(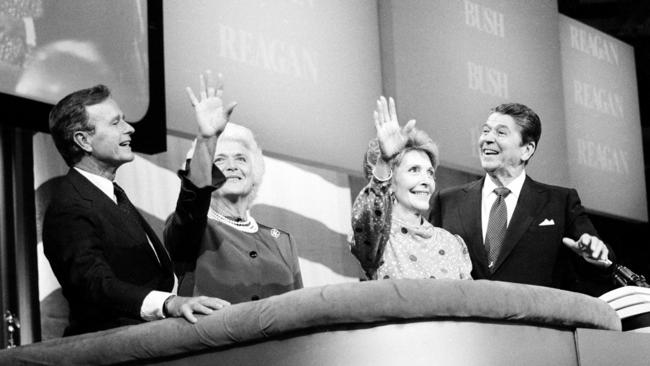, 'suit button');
249,251,258,258
251,295,260,301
